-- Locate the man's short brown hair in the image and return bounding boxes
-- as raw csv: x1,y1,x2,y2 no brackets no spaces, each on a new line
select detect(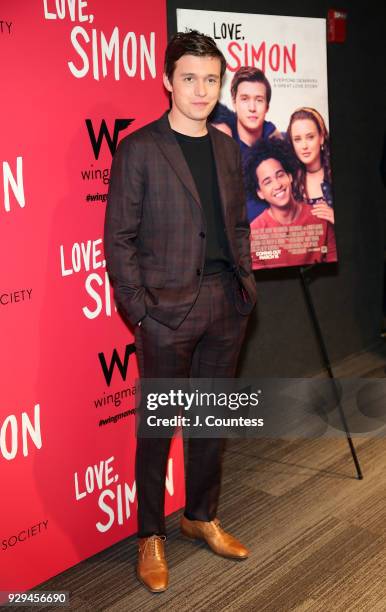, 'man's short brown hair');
164,30,227,82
